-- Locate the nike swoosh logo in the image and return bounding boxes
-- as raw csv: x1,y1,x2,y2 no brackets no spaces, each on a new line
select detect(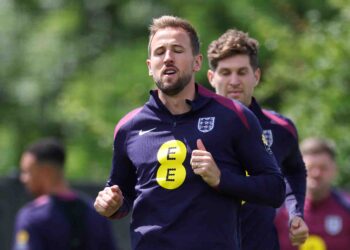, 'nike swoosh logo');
138,127,156,136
